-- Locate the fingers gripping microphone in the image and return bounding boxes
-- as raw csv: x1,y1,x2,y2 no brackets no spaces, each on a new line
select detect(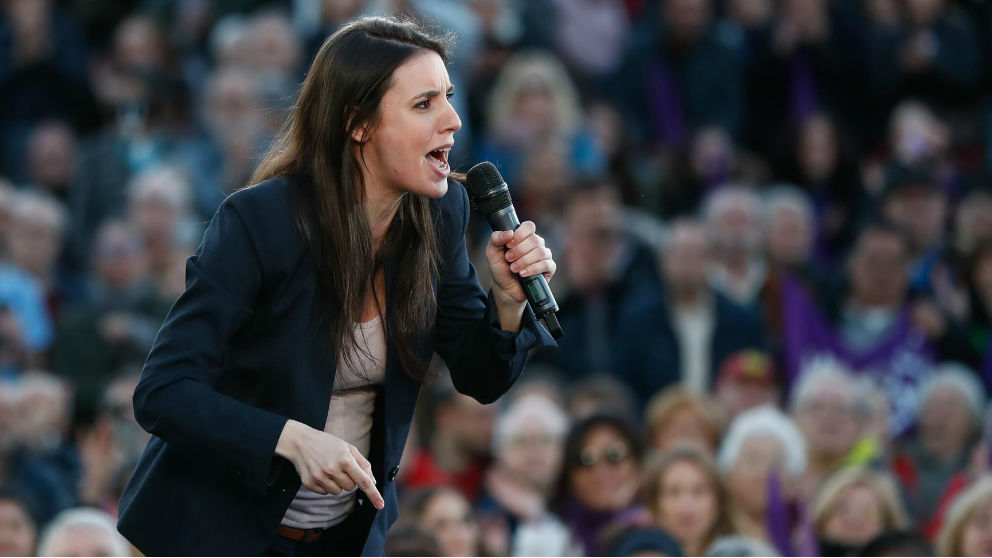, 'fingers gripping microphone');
466,162,563,339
